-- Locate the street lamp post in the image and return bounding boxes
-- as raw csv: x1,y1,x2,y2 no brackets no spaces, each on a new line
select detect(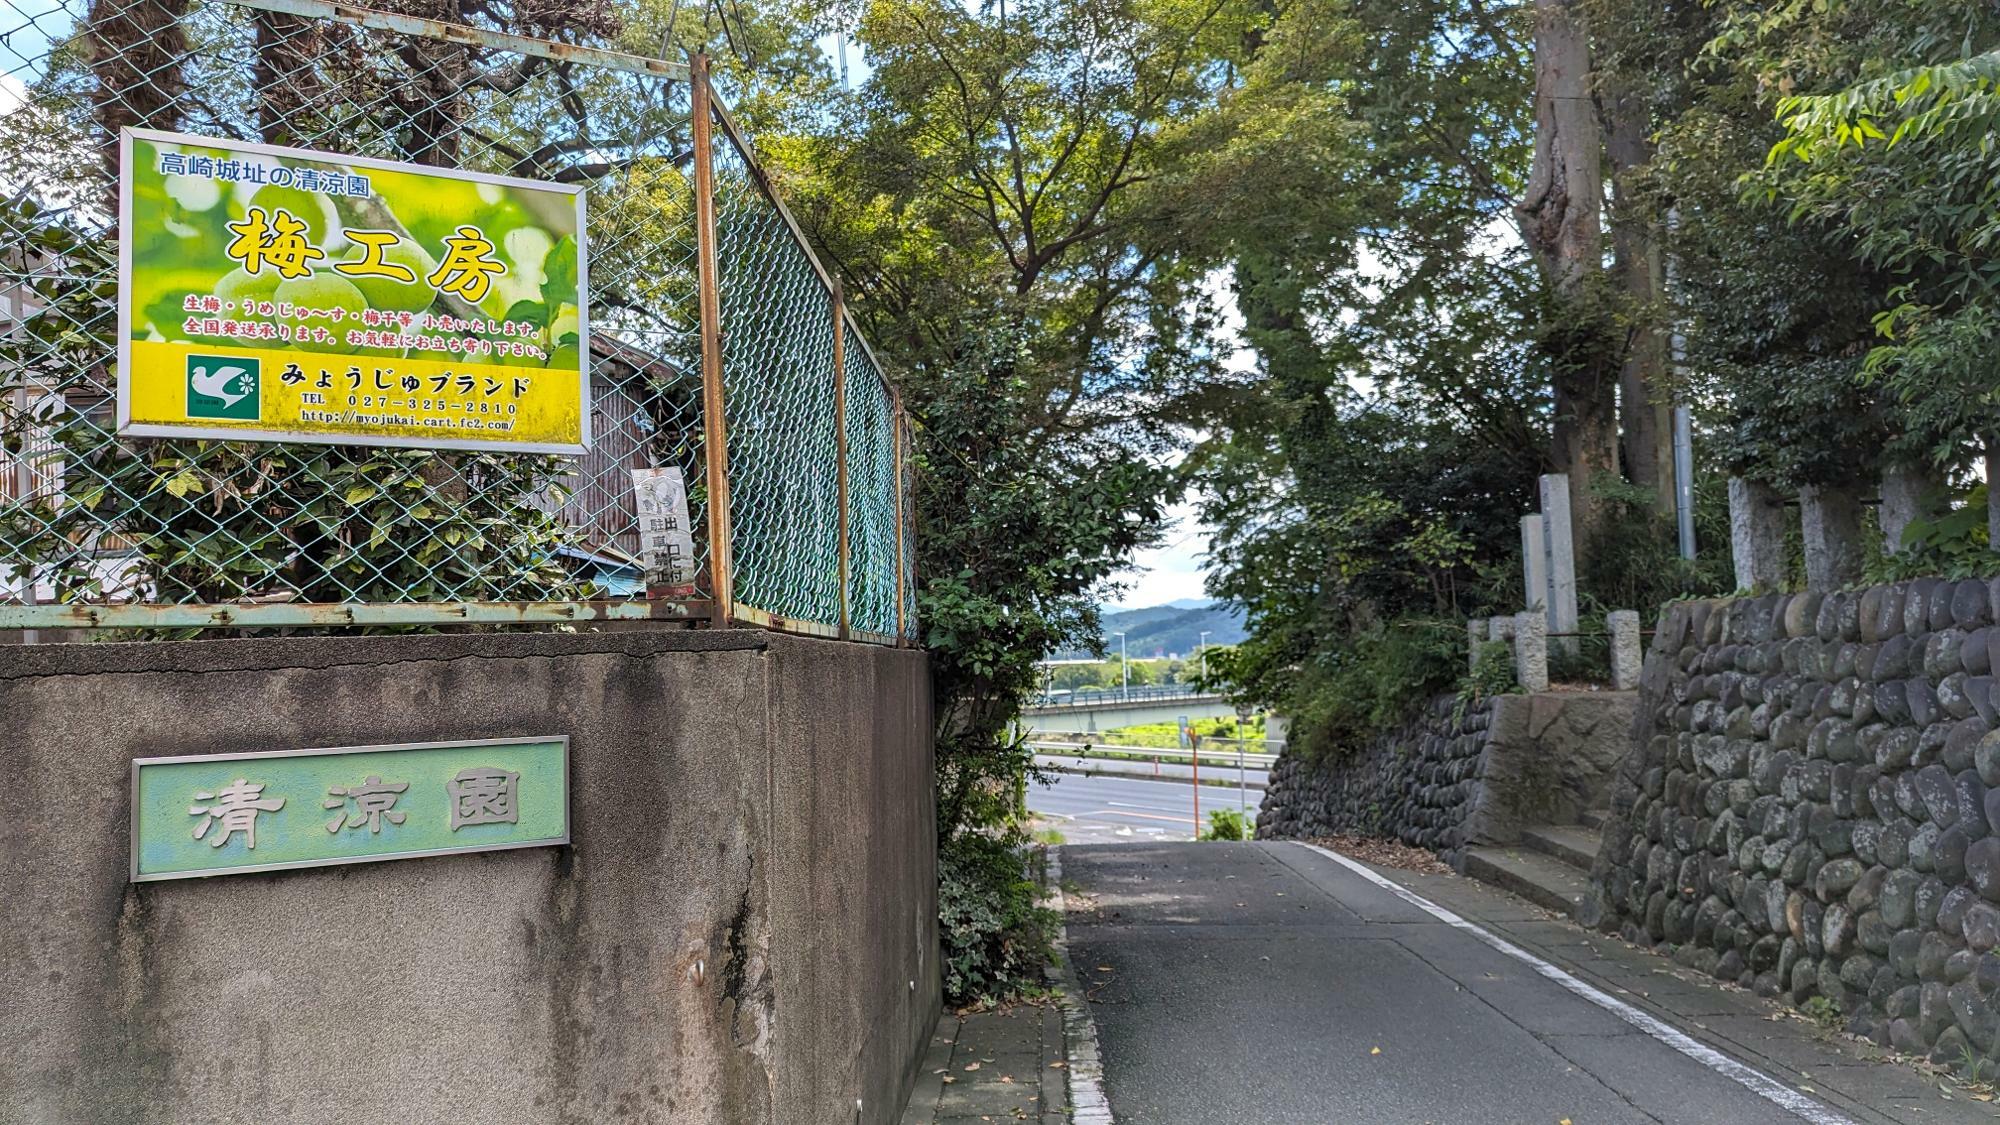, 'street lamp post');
1113,631,1128,700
